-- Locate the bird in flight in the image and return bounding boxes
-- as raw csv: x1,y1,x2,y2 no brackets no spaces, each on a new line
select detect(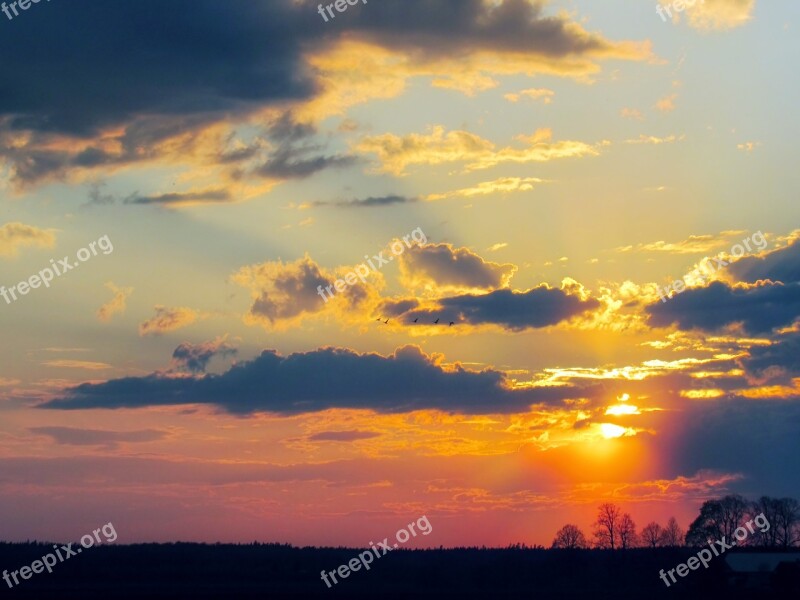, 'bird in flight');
434,318,440,324
449,321,455,326
413,318,419,323
384,318,390,324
